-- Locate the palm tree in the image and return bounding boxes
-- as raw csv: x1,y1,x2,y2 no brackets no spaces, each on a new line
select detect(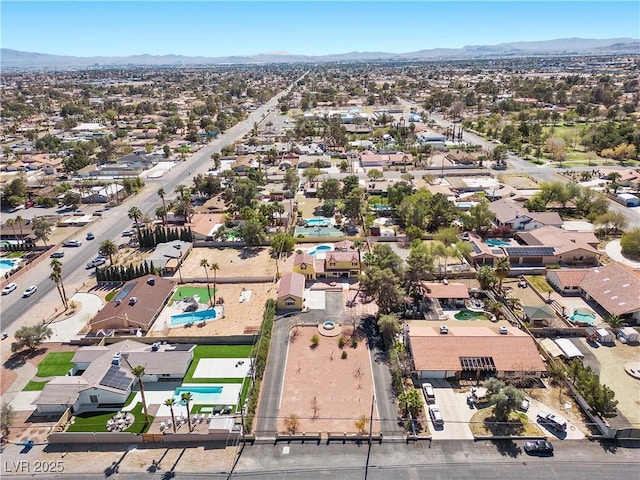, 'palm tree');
50,258,68,309
157,188,167,225
163,397,177,433
5,218,17,241
210,263,219,305
128,206,143,241
99,239,118,265
180,392,193,432
605,314,625,332
199,258,214,308
14,215,25,240
174,184,192,223
494,257,511,294
351,240,364,272
132,365,150,427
